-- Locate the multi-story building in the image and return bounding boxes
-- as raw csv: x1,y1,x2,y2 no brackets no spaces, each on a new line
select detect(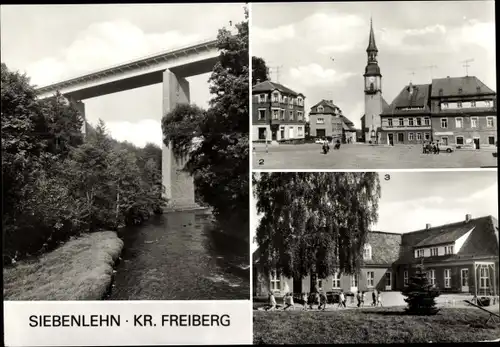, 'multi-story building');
308,100,357,143
379,83,433,145
253,214,499,298
430,76,497,149
252,80,306,142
